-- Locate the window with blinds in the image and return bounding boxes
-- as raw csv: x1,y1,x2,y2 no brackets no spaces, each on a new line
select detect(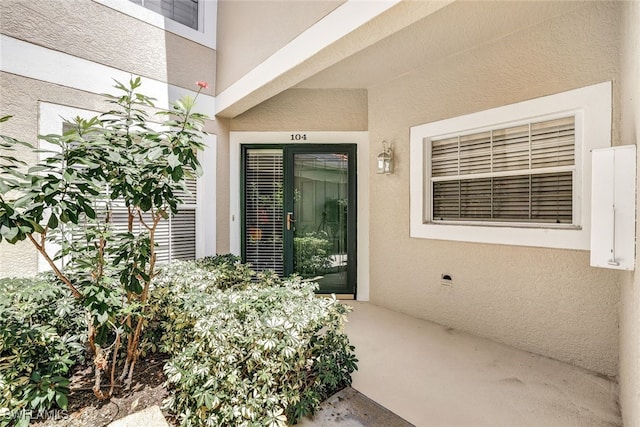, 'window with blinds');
108,177,197,263
430,116,575,225
244,149,284,276
62,120,197,264
129,0,199,29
